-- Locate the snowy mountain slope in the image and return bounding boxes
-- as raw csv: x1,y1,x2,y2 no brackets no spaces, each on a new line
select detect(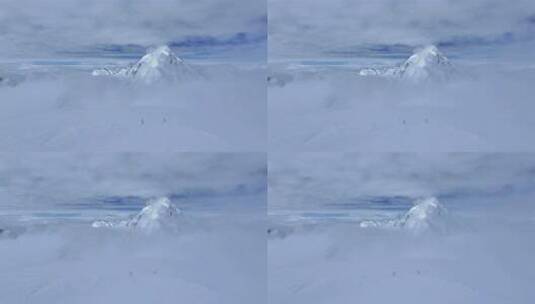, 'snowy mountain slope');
92,46,202,84
92,197,182,233
359,45,455,82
